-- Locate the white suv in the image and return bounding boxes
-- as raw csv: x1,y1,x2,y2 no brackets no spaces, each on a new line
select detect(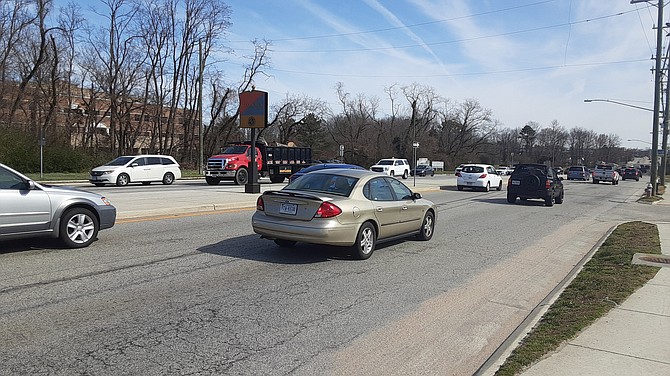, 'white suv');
89,155,182,186
370,158,410,179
